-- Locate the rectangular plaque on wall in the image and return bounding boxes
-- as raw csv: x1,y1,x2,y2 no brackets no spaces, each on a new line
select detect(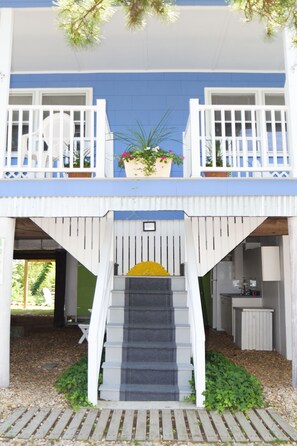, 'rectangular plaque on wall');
0,238,4,285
